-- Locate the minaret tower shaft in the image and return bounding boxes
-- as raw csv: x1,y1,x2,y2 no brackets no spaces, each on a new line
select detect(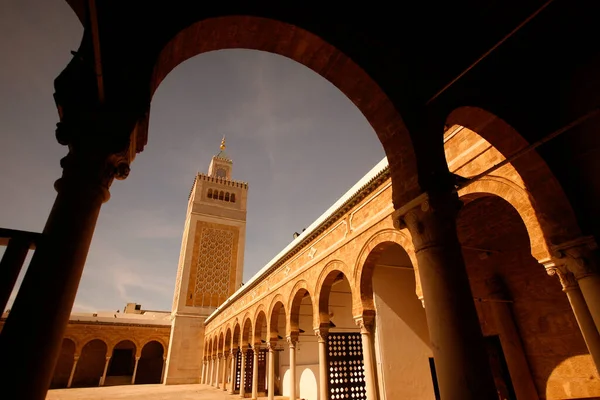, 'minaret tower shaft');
164,138,248,384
